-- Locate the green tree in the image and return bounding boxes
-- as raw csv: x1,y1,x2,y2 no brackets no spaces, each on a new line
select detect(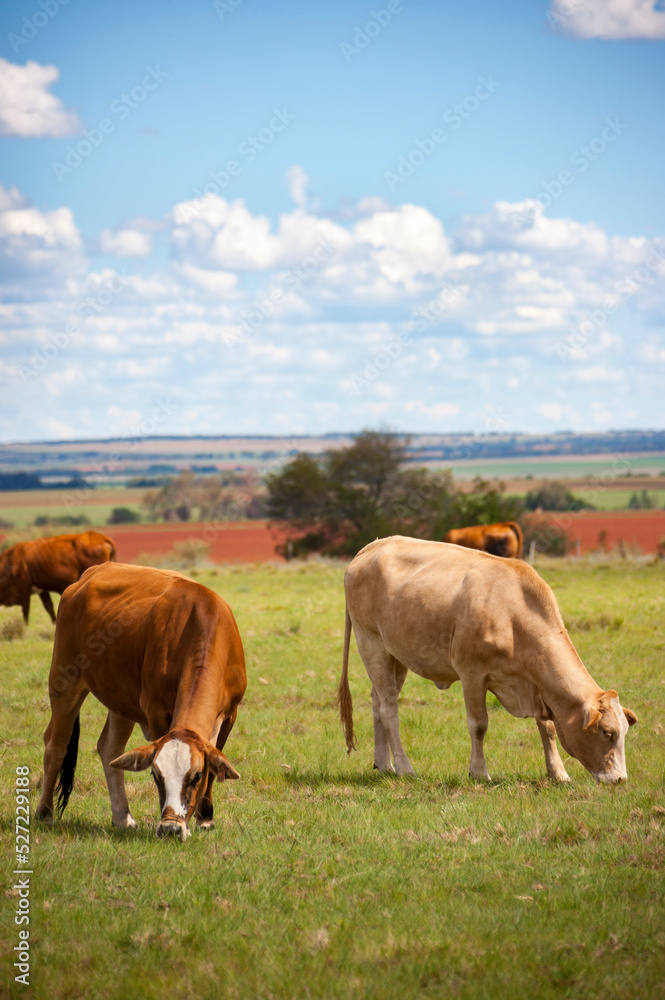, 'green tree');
524,480,593,512
266,431,522,557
